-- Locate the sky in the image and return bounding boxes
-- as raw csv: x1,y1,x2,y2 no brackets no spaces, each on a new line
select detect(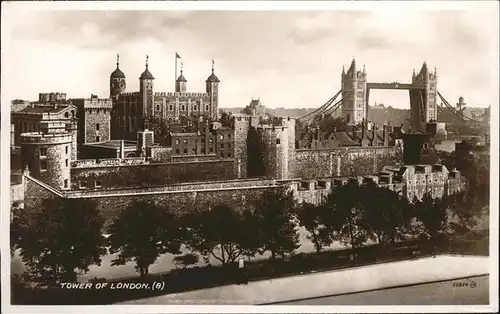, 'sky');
2,1,499,110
